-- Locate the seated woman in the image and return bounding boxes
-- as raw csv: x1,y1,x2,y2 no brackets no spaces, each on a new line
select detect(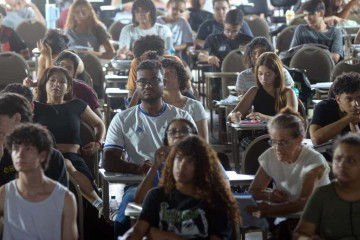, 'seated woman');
116,0,173,60
228,52,298,123
2,0,45,29
293,132,360,240
156,0,193,60
235,37,294,96
247,108,330,238
161,58,208,141
323,0,360,25
121,135,240,240
0,123,77,240
64,0,115,59
32,66,106,214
